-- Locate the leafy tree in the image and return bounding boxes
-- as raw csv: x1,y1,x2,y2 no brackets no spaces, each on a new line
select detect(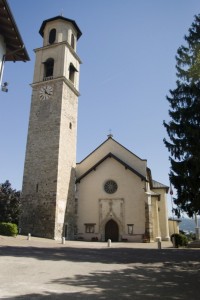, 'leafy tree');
0,180,20,224
163,14,200,218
